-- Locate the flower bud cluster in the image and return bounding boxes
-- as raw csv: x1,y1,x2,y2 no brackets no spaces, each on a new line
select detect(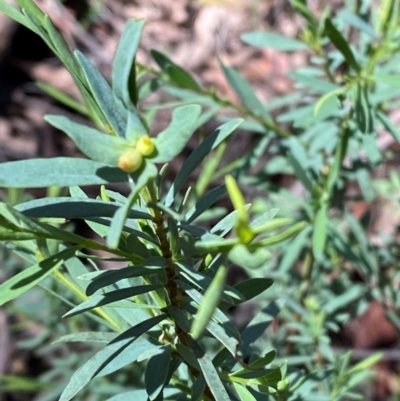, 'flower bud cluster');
118,135,155,172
